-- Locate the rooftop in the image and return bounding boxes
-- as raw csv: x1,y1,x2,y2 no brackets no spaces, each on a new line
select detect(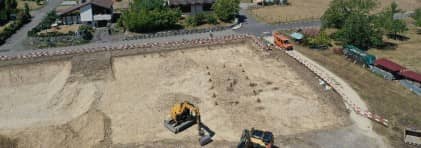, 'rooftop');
374,58,406,73
400,70,421,83
58,0,113,16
